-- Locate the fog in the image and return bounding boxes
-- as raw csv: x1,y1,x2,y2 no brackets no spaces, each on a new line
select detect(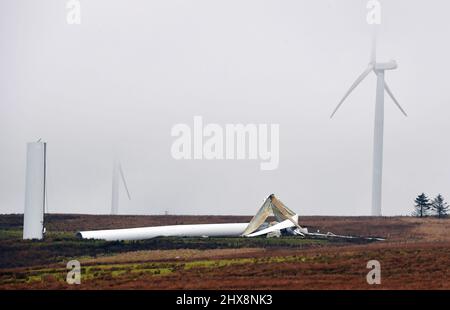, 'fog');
1,0,449,216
